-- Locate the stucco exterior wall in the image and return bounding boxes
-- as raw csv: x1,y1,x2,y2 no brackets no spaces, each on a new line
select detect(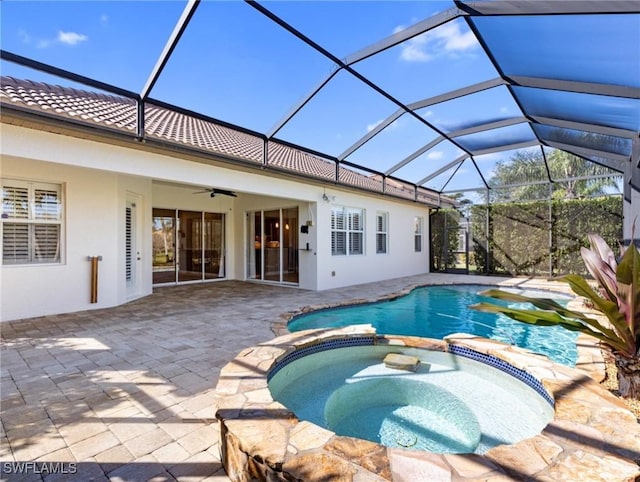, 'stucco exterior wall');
313,189,430,290
0,156,153,321
1,124,432,321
